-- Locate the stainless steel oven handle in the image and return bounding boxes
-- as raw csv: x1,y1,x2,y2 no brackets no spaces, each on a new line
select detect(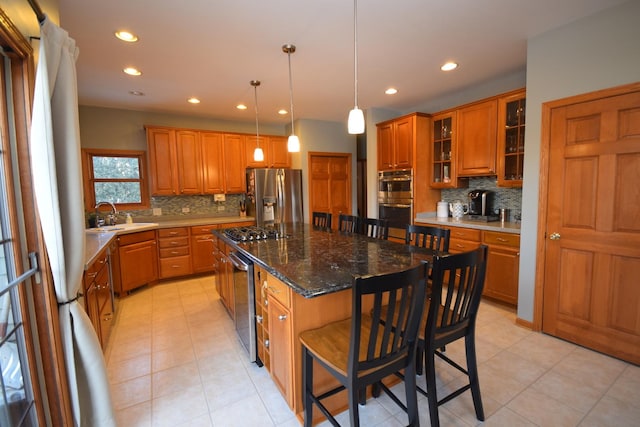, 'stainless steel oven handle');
228,251,249,271
380,203,412,208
